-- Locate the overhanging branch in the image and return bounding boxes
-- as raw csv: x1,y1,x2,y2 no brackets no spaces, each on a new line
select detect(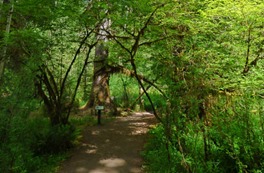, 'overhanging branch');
60,28,95,98
107,65,167,99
